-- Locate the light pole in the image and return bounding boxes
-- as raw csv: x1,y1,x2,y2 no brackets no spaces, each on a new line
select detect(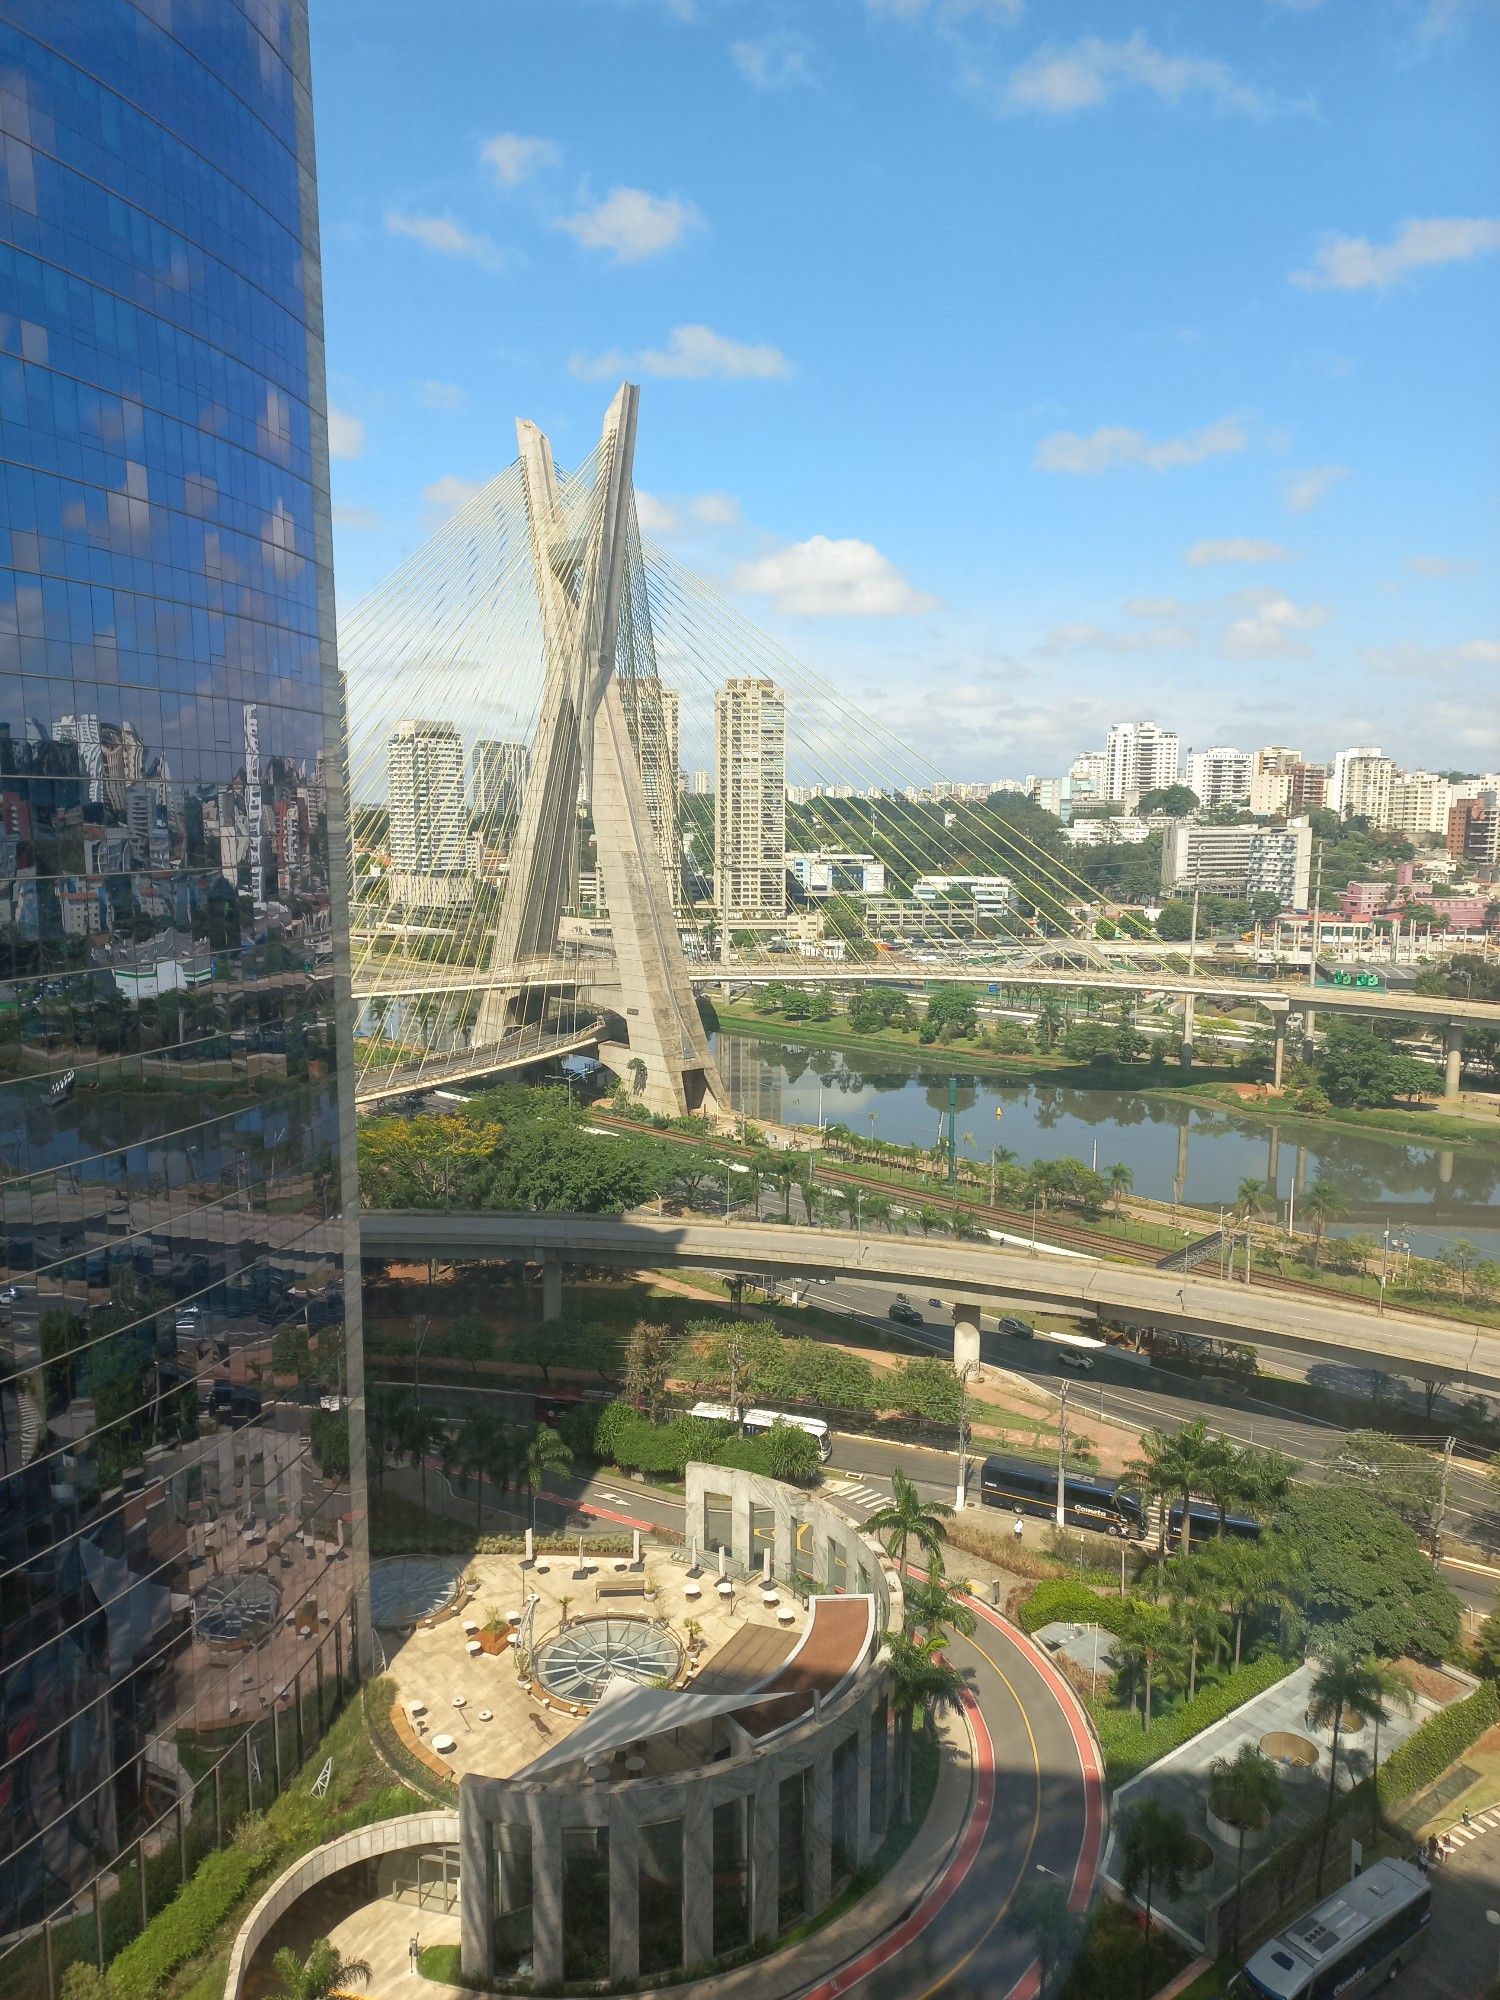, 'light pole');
855,1188,864,1242
1378,1222,1390,1317
954,1360,978,1511
1055,1382,1070,1528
